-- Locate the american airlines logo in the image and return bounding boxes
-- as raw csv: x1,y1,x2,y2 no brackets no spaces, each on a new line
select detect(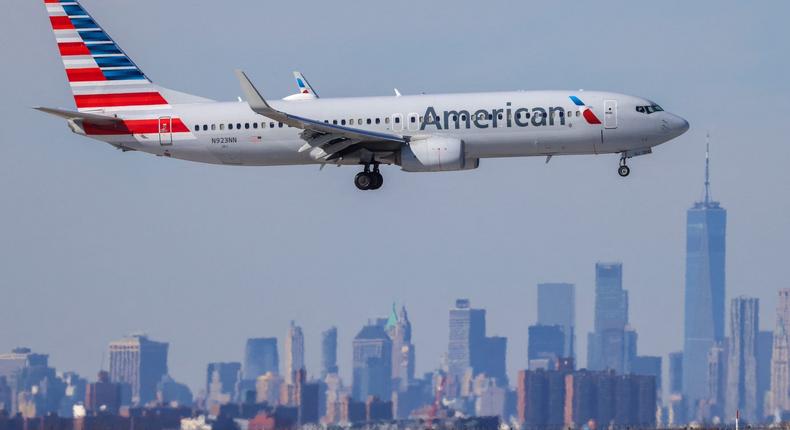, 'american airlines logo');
421,103,569,131
420,96,600,131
